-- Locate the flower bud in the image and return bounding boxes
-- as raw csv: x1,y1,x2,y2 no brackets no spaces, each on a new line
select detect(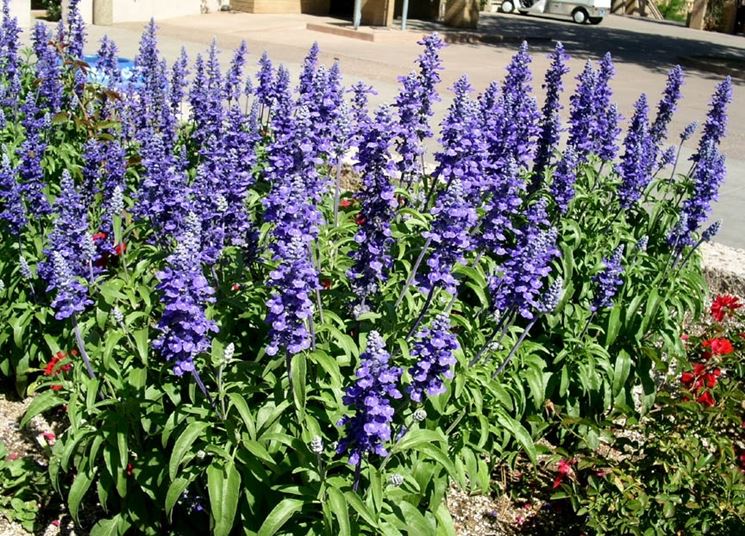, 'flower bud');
309,436,323,454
